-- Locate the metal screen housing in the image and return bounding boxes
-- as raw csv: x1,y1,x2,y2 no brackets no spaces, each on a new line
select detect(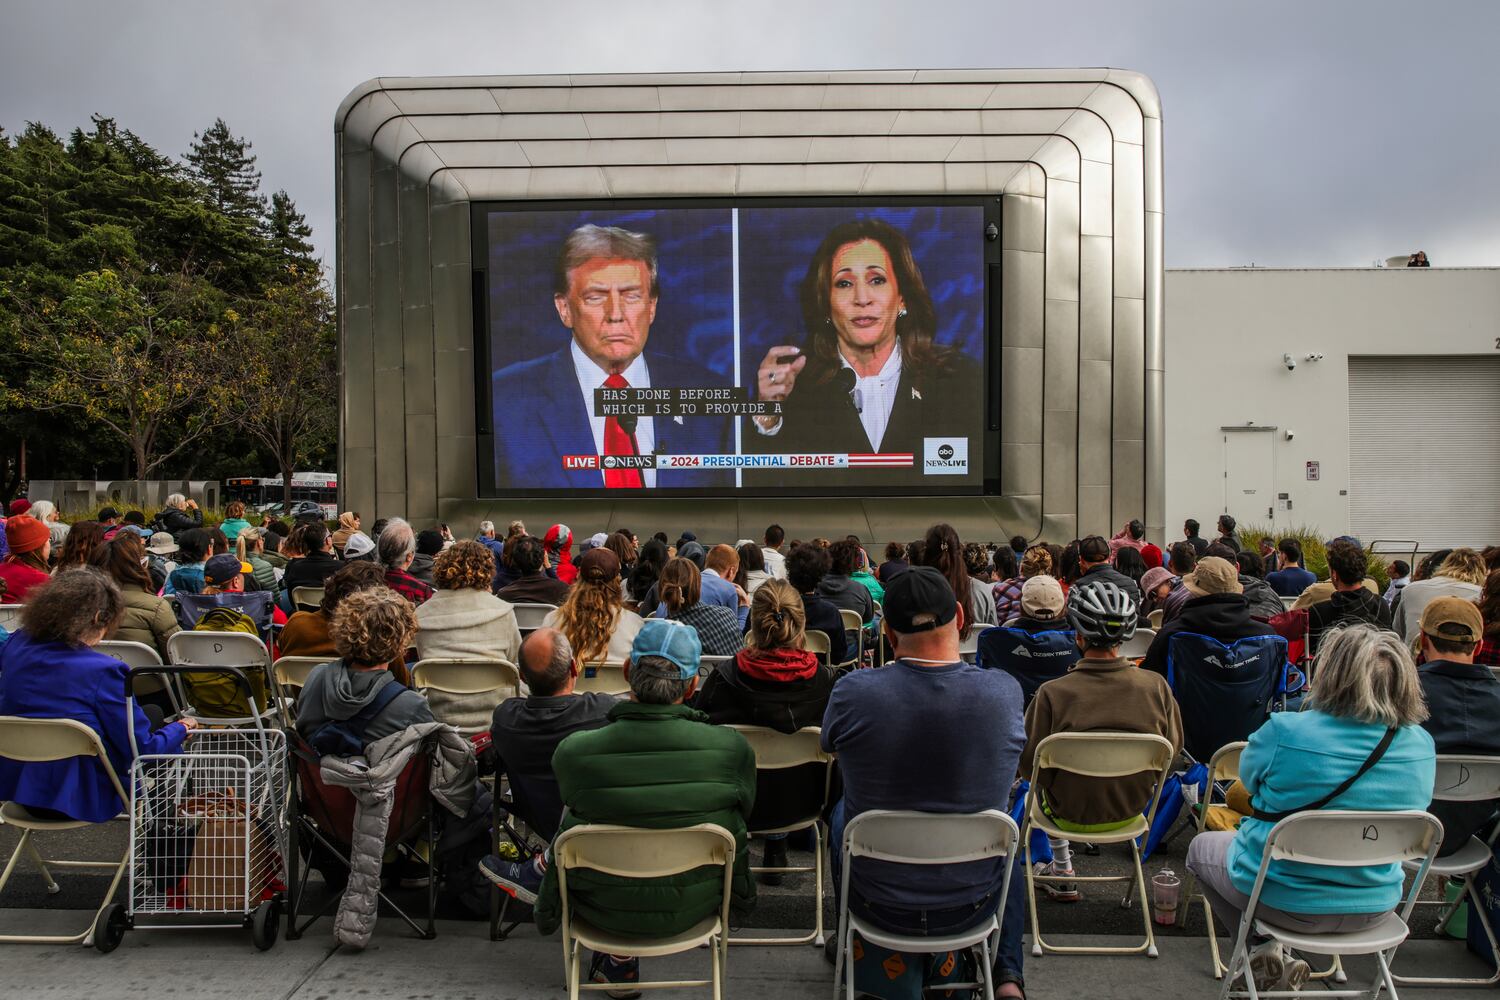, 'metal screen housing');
336,70,1164,542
